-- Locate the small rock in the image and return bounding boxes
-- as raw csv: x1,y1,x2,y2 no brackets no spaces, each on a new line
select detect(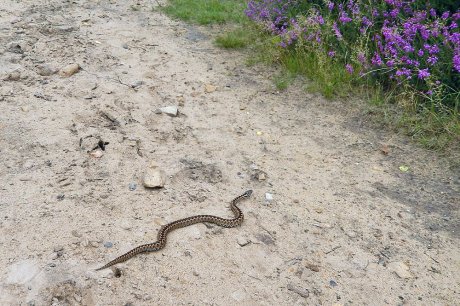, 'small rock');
122,43,129,49
387,261,414,279
81,238,89,247
131,80,144,88
36,64,57,76
258,173,266,181
119,219,132,230
5,71,21,81
204,84,217,93
231,289,247,302
177,95,185,106
71,230,82,238
104,242,113,248
57,194,65,201
345,230,357,238
287,283,309,298
143,161,166,188
6,41,24,54
49,252,59,260
265,193,273,202
21,106,29,112
129,182,137,191
304,262,320,272
59,63,80,77
23,159,34,169
89,149,103,158
155,106,178,117
236,236,250,247
329,280,338,287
